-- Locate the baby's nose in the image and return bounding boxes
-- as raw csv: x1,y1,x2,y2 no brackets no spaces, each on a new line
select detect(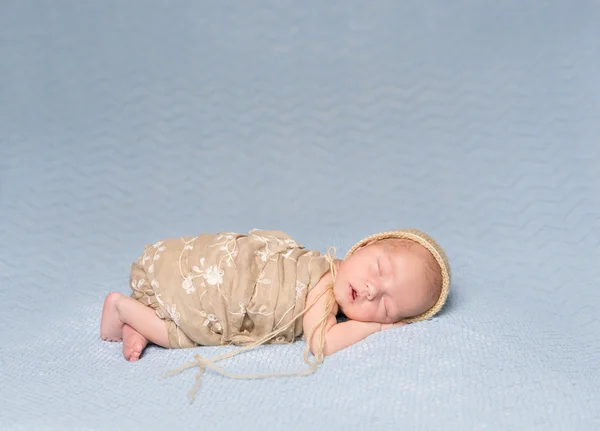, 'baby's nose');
366,282,378,300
